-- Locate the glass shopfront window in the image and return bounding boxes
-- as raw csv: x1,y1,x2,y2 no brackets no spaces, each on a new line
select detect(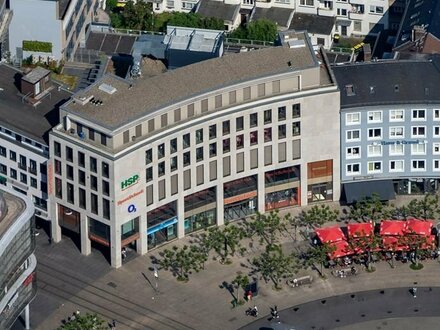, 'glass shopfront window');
147,201,178,249
89,218,110,246
184,187,216,234
265,166,300,210
224,175,258,221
